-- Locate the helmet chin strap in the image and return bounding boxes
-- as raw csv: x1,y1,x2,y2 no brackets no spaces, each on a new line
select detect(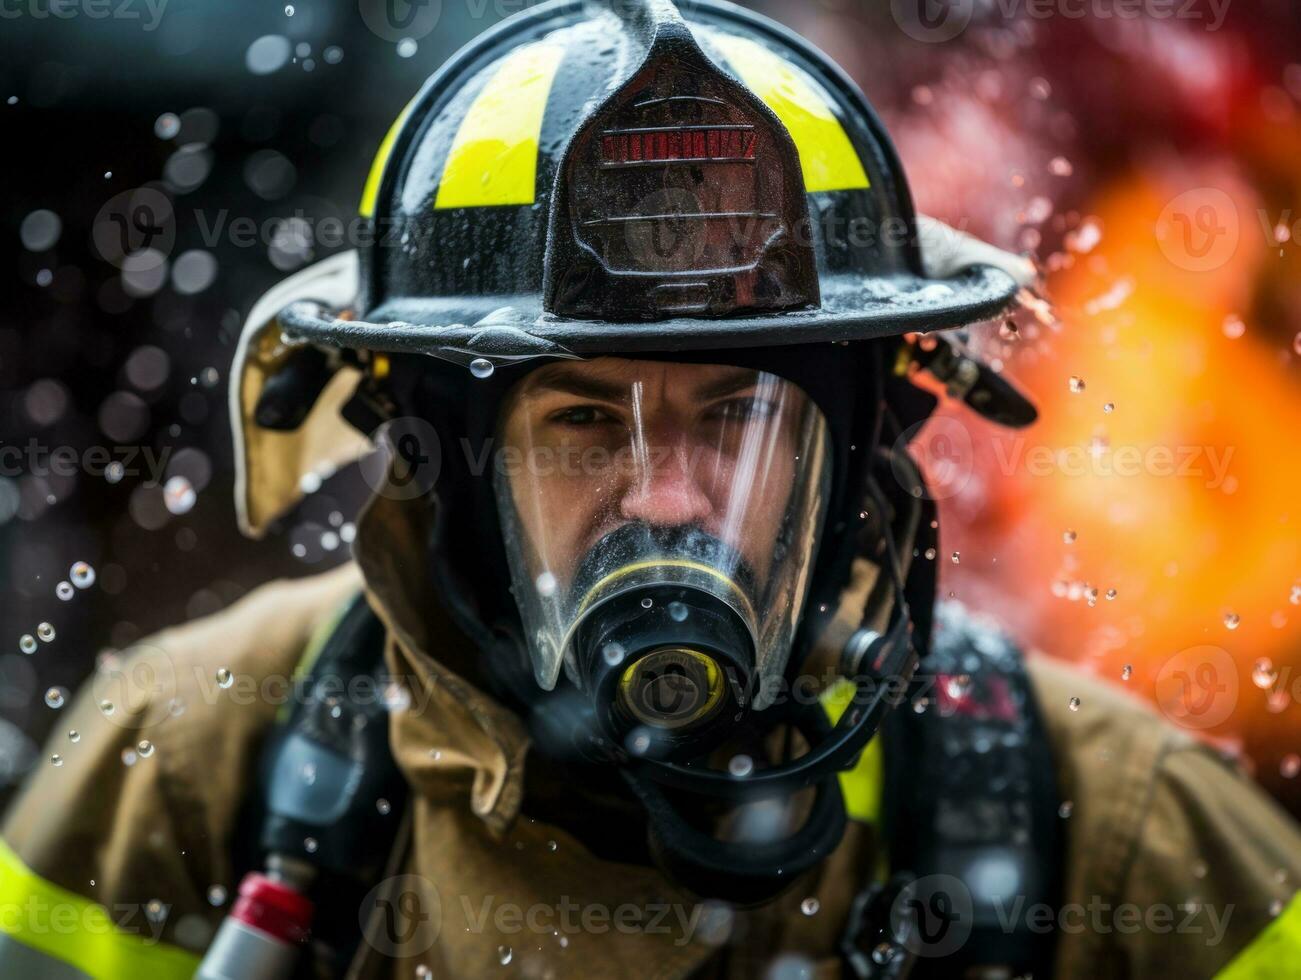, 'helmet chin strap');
616,451,932,904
